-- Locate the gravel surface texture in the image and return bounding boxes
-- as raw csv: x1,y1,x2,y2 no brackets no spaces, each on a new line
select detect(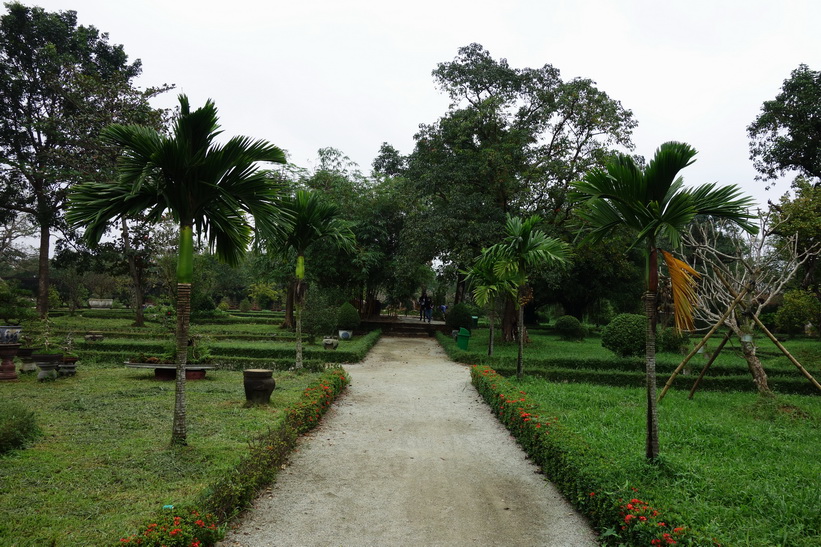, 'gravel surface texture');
220,336,598,547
